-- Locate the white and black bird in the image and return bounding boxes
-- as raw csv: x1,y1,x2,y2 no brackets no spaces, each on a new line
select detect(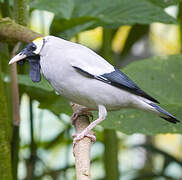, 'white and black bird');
9,36,180,144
